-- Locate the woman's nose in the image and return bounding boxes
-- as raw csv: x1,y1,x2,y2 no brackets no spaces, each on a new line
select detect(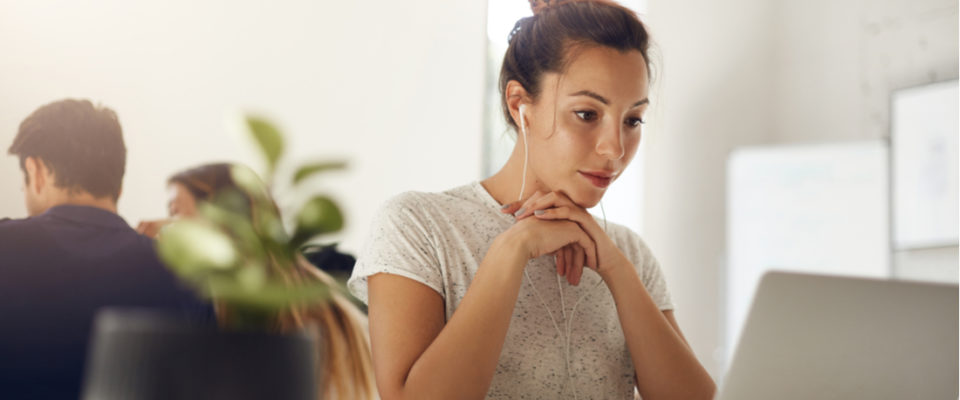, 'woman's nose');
595,122,625,160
